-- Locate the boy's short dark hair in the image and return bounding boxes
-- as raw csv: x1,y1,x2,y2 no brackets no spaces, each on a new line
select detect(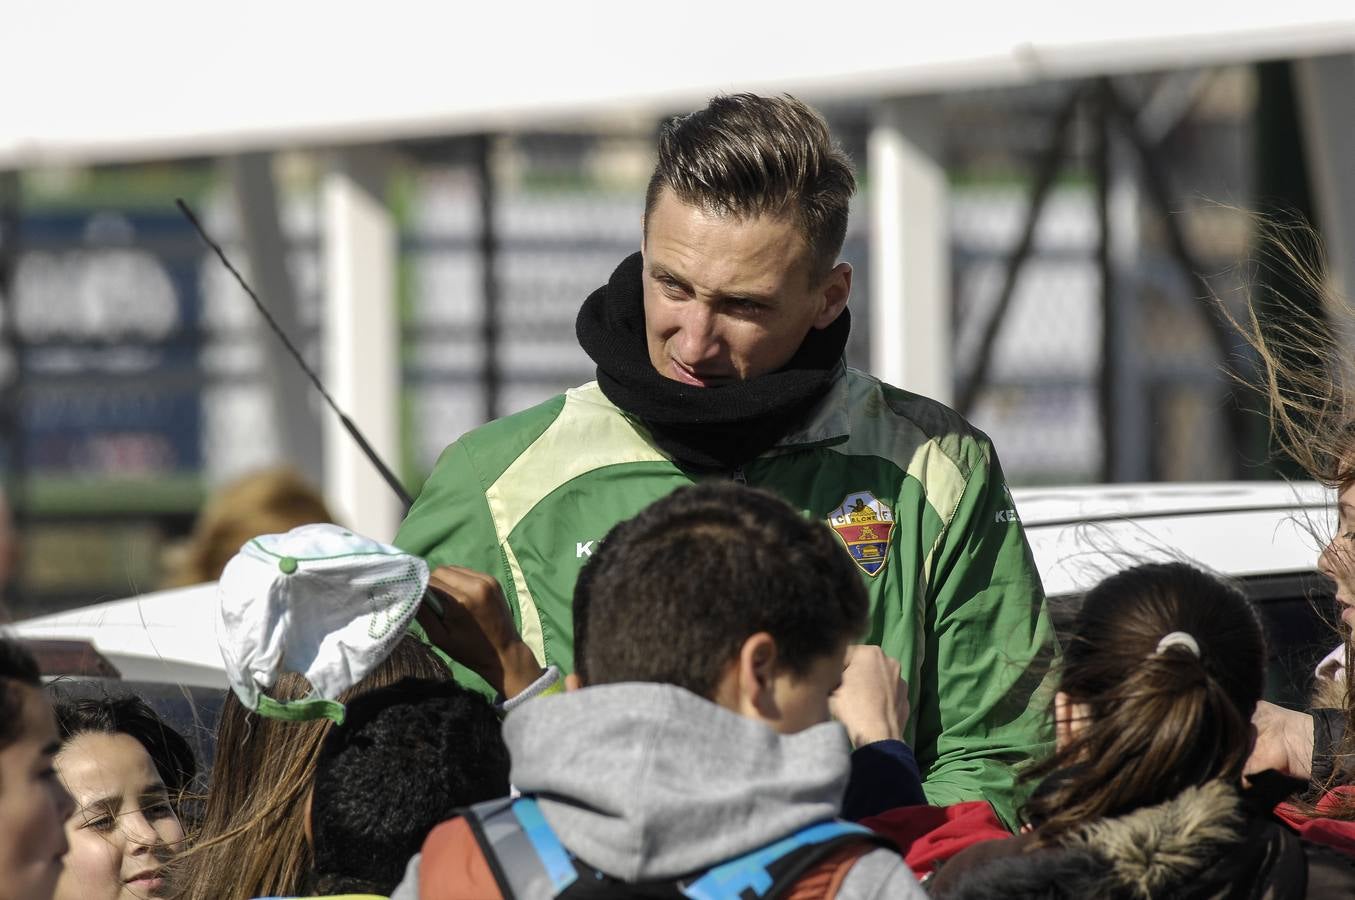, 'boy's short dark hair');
309,677,511,894
644,93,856,278
573,483,867,697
